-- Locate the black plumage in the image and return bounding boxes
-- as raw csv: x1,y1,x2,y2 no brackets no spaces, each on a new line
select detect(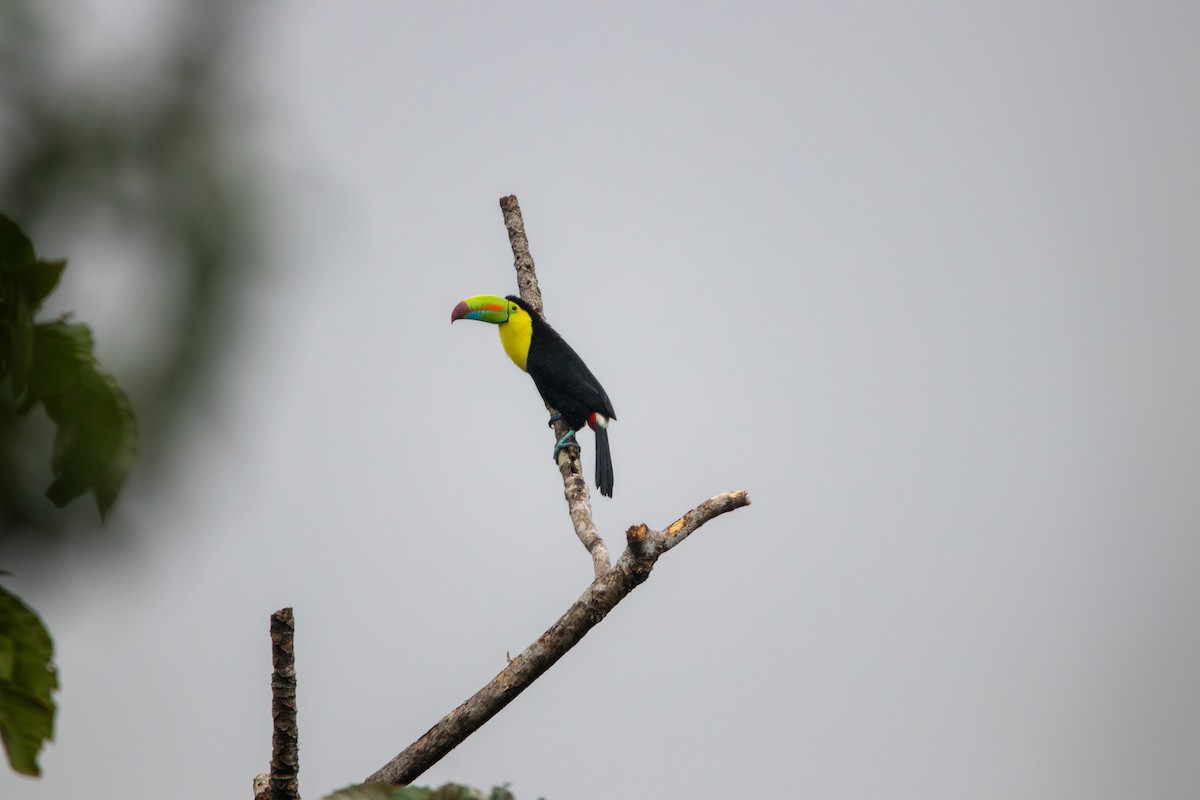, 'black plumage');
508,295,616,496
